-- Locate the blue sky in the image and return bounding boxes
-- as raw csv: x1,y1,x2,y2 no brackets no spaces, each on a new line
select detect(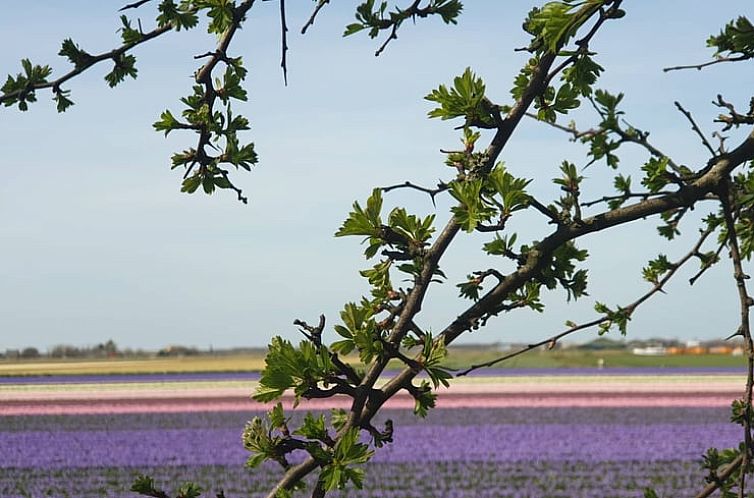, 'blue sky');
1,1,753,351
